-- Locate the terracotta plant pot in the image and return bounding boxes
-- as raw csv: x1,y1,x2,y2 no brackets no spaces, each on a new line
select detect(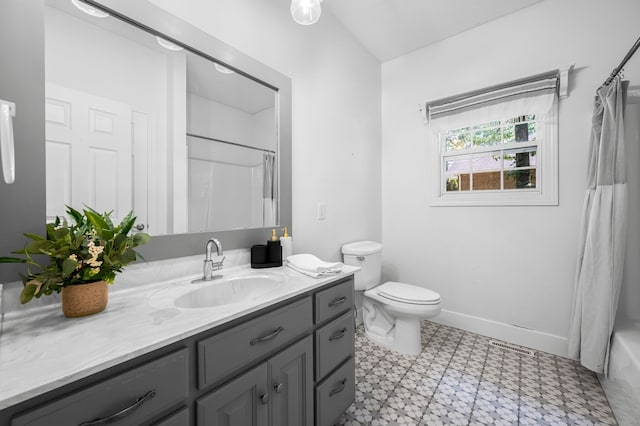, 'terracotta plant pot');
61,281,109,318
